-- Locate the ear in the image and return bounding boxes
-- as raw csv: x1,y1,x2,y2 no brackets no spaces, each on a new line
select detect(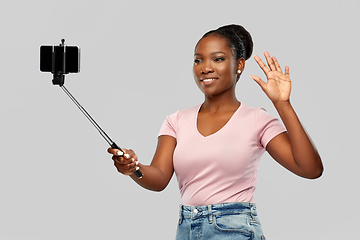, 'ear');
237,58,245,73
